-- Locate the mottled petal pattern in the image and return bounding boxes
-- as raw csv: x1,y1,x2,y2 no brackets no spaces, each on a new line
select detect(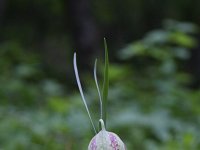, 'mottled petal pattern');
88,130,126,150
